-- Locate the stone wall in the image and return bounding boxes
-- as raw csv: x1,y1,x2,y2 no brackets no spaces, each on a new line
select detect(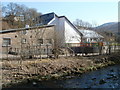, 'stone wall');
0,26,55,59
